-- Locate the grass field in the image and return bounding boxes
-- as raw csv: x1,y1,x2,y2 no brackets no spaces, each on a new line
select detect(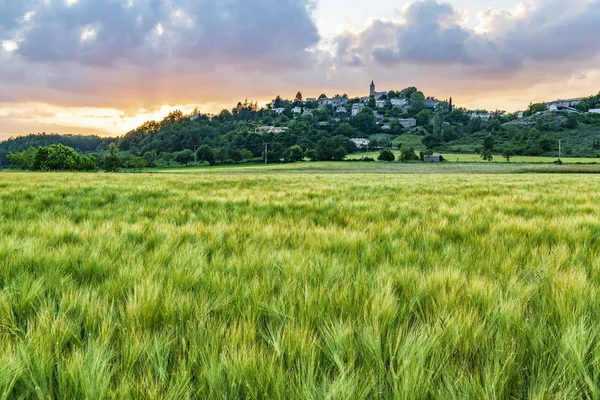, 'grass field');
1,169,600,398
347,150,600,164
